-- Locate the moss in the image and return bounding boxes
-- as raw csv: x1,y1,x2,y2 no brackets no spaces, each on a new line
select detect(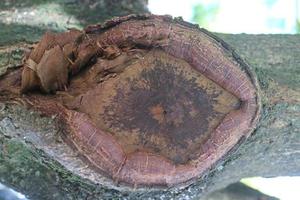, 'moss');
0,137,86,199
0,44,28,76
0,132,135,199
0,23,46,46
